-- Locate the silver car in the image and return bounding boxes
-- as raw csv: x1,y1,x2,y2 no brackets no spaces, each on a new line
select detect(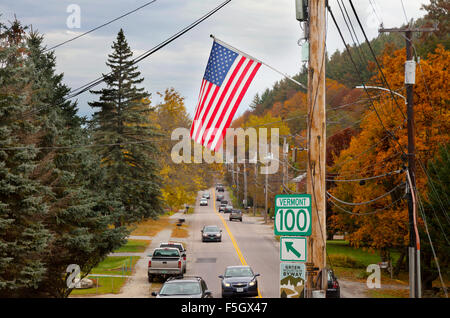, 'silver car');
152,276,213,298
